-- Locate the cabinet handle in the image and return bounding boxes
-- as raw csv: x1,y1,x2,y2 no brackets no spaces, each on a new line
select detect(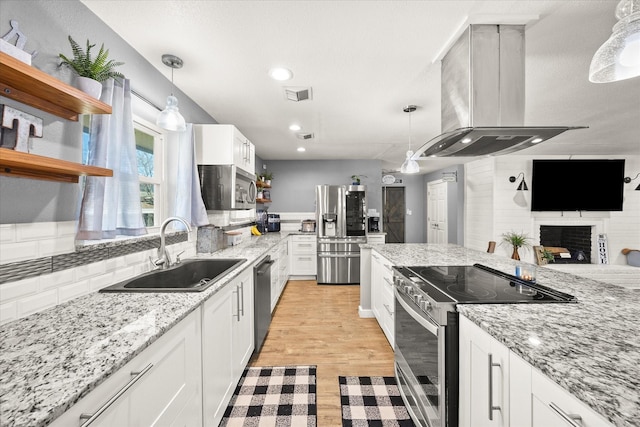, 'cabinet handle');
383,277,394,286
79,363,153,426
549,402,584,427
488,353,501,420
383,303,393,315
233,287,240,321
239,282,245,316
